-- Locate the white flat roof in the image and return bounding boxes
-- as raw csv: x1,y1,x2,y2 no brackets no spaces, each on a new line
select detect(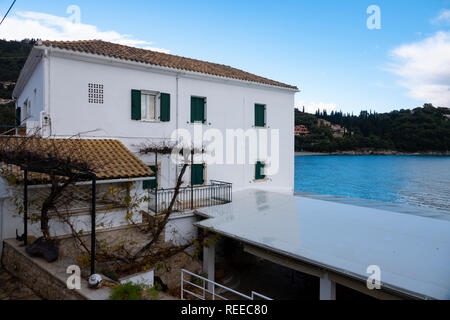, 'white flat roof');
195,189,450,300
